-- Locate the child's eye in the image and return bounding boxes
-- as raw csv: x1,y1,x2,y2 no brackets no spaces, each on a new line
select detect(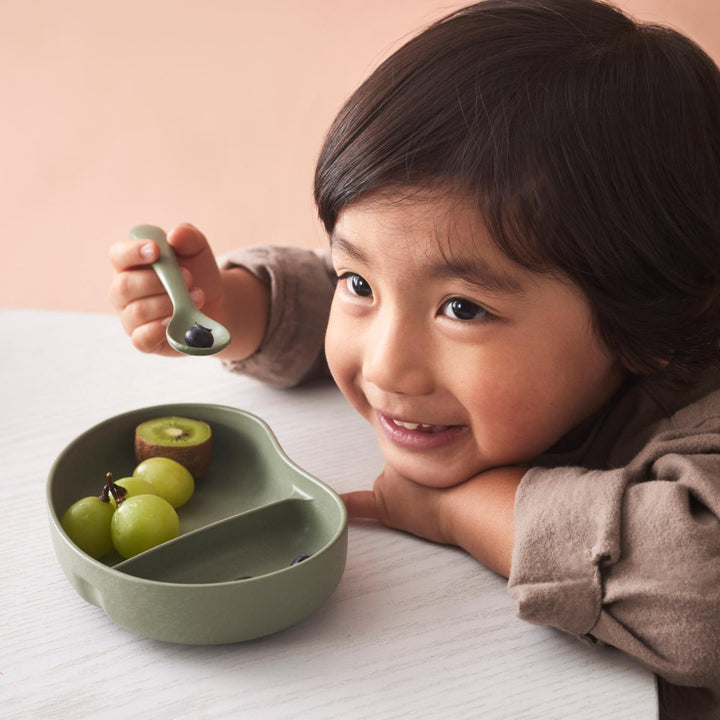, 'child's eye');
439,297,492,321
339,272,373,298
